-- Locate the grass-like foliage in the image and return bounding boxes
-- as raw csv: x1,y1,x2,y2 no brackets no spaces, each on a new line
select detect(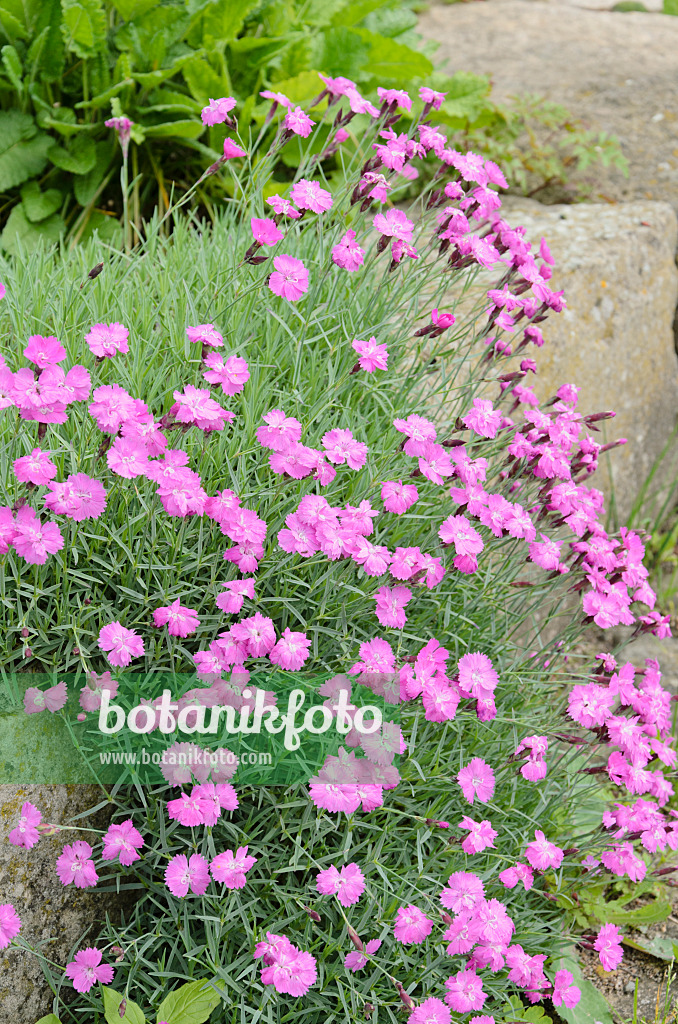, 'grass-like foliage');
0,83,675,1024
